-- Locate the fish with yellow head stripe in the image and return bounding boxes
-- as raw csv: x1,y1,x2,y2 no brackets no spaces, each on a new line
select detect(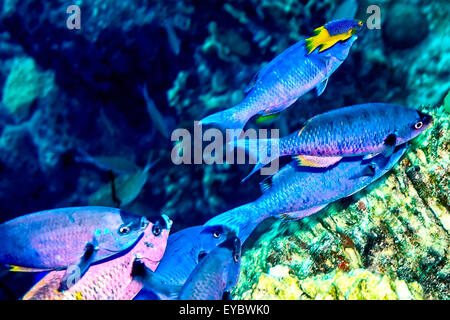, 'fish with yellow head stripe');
305,19,364,54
